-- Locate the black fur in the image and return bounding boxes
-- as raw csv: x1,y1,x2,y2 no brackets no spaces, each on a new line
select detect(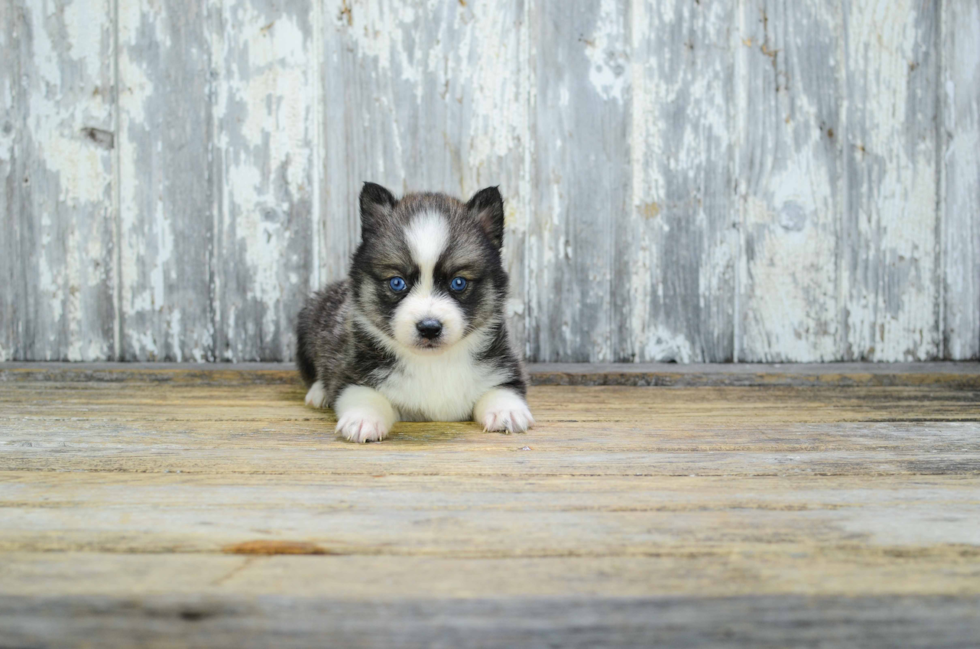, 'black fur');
467,186,506,250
